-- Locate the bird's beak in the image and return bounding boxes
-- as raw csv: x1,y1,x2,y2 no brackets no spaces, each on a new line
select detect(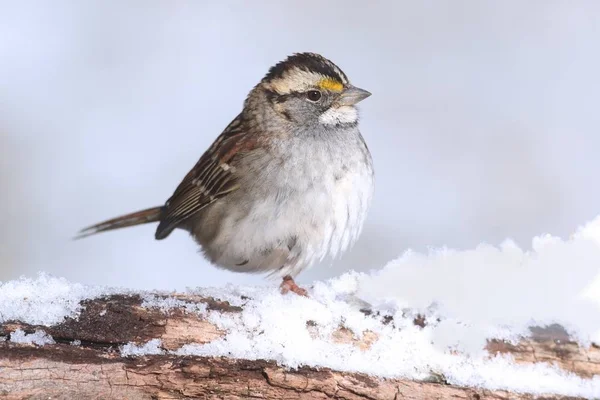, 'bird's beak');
336,85,372,106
